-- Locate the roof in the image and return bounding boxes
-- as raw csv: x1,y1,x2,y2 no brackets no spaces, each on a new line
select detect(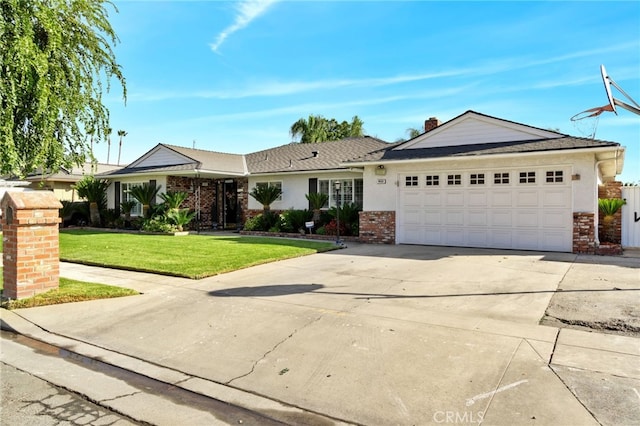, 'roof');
101,144,246,177
24,163,123,183
347,136,621,163
245,136,390,174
